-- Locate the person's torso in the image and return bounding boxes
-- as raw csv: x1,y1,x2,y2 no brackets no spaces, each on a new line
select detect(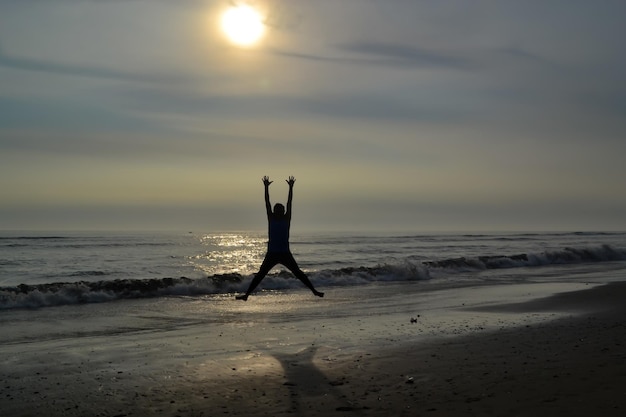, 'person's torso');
268,217,290,252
